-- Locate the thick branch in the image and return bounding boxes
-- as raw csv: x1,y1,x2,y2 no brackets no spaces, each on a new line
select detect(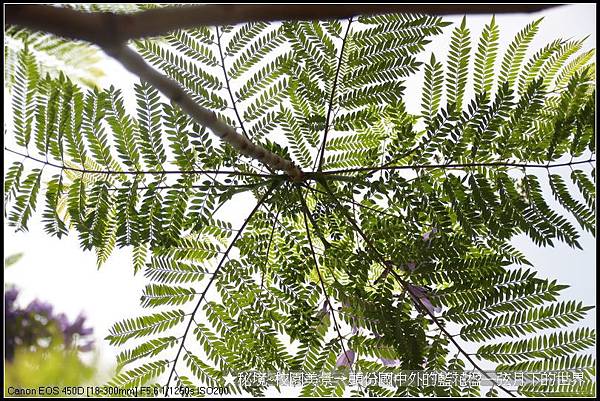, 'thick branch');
100,45,305,180
6,4,561,46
